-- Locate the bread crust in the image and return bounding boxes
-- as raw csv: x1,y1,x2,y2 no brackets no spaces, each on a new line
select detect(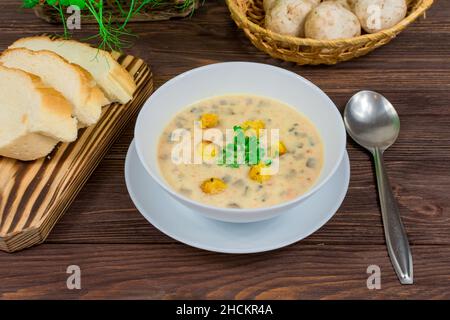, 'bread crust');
0,48,109,127
37,87,75,119
10,36,137,104
0,65,77,143
0,35,138,161
0,132,58,161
